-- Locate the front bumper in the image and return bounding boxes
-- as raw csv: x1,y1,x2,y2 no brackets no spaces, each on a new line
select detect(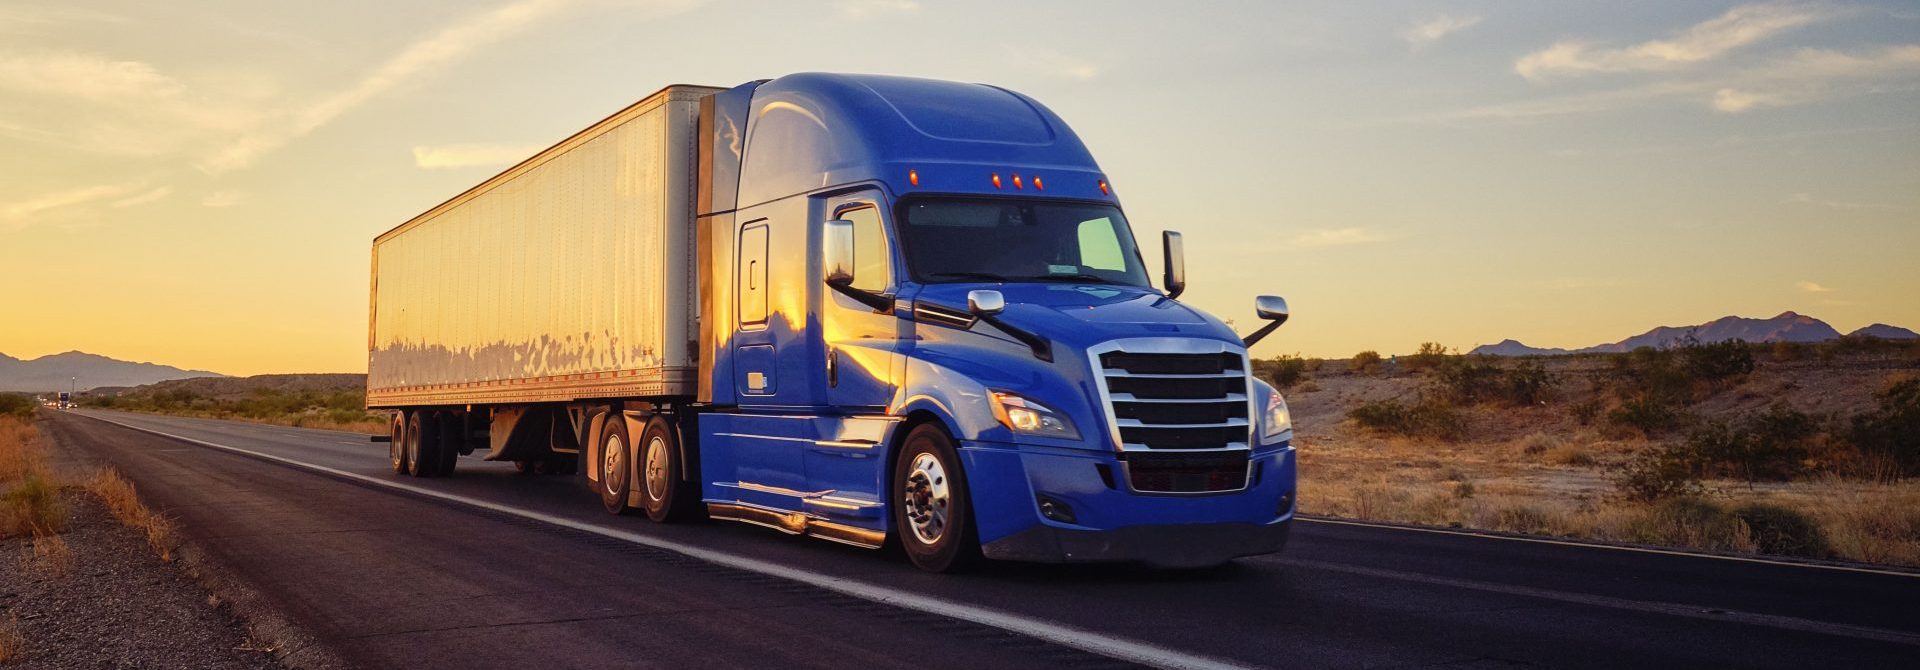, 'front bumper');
961,442,1296,567
982,518,1291,568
